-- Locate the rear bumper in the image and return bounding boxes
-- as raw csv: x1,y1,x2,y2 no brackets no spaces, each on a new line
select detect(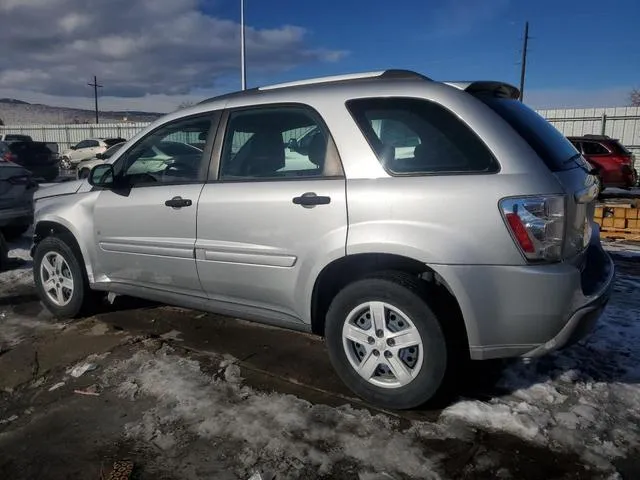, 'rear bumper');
431,227,615,360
